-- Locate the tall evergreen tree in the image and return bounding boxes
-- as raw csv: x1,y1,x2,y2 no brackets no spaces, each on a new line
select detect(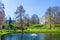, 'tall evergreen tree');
9,17,12,24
